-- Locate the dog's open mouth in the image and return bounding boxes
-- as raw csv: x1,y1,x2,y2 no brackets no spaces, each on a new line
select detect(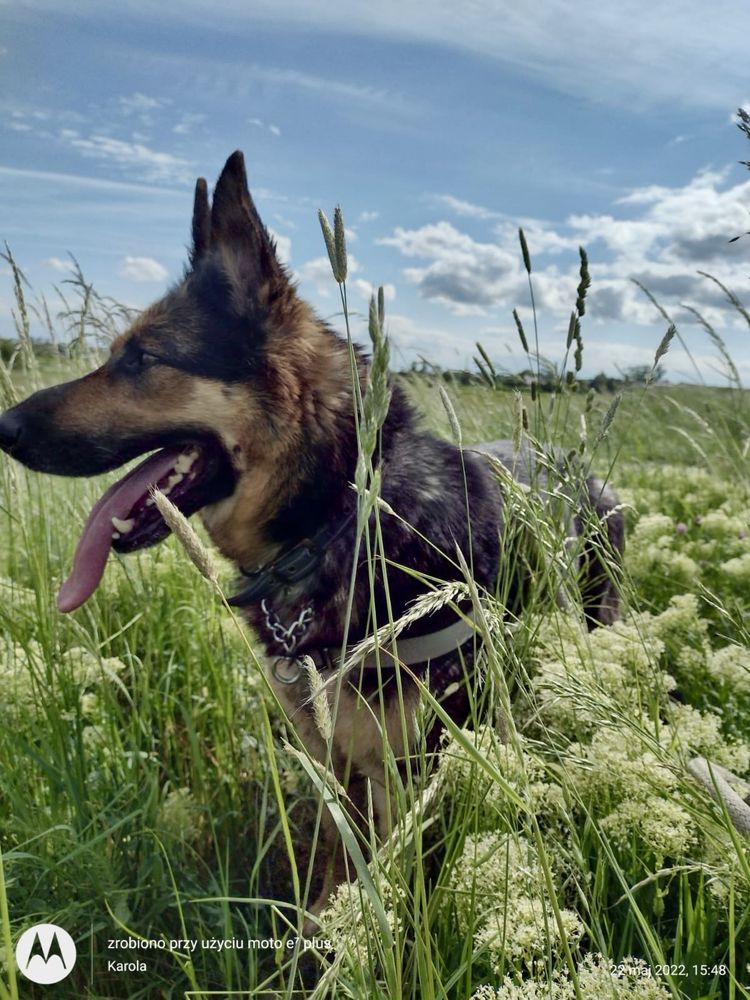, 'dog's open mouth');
58,442,235,613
